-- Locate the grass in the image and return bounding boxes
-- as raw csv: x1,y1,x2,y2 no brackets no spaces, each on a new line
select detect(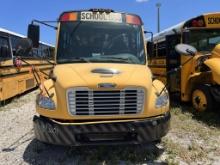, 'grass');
162,138,207,164
162,104,220,164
